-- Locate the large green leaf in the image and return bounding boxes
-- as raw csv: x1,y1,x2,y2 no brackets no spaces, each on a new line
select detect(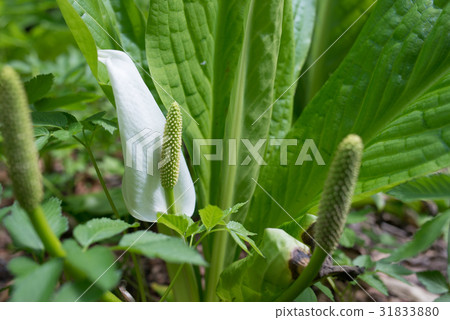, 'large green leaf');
304,0,375,102
386,174,450,202
146,0,287,211
355,73,450,200
267,0,316,155
248,0,450,235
